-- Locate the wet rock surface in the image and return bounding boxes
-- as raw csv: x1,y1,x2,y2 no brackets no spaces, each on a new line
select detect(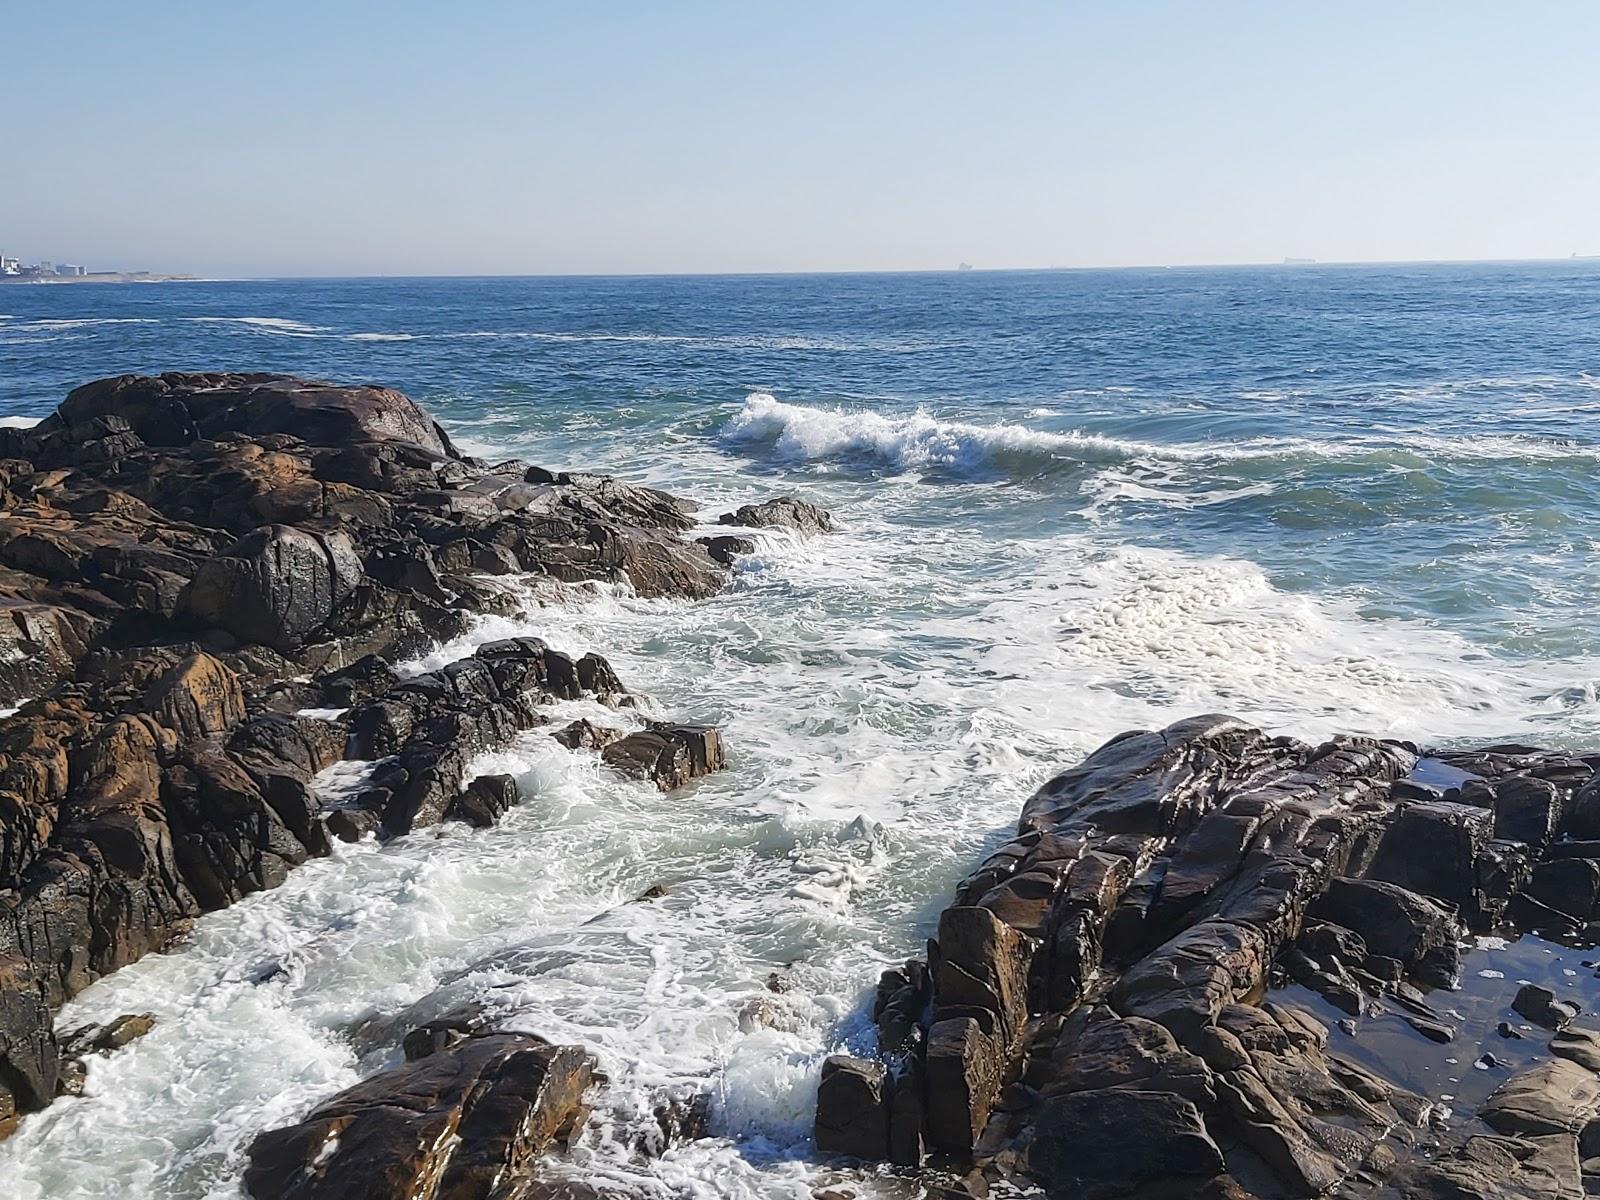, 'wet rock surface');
601,723,727,790
244,1029,595,1200
815,714,1600,1199
0,373,740,1153
716,495,834,535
